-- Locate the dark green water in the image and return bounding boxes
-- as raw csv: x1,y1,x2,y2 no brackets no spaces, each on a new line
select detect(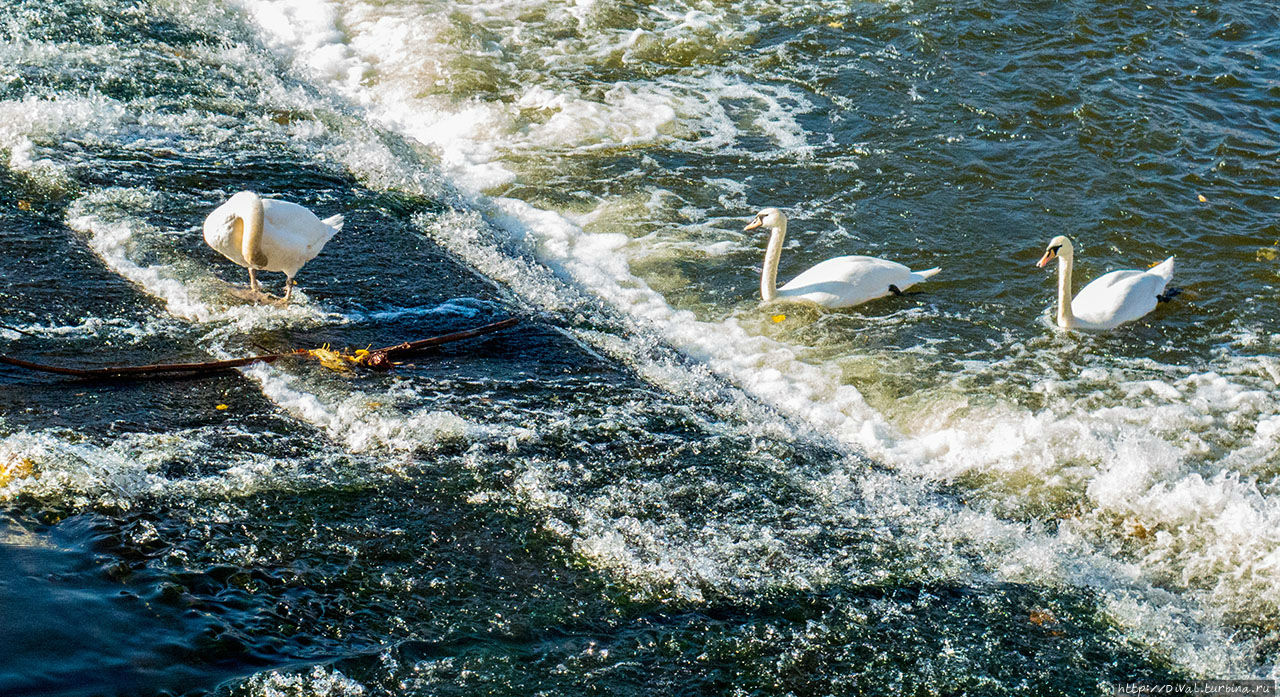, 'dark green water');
0,0,1277,694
